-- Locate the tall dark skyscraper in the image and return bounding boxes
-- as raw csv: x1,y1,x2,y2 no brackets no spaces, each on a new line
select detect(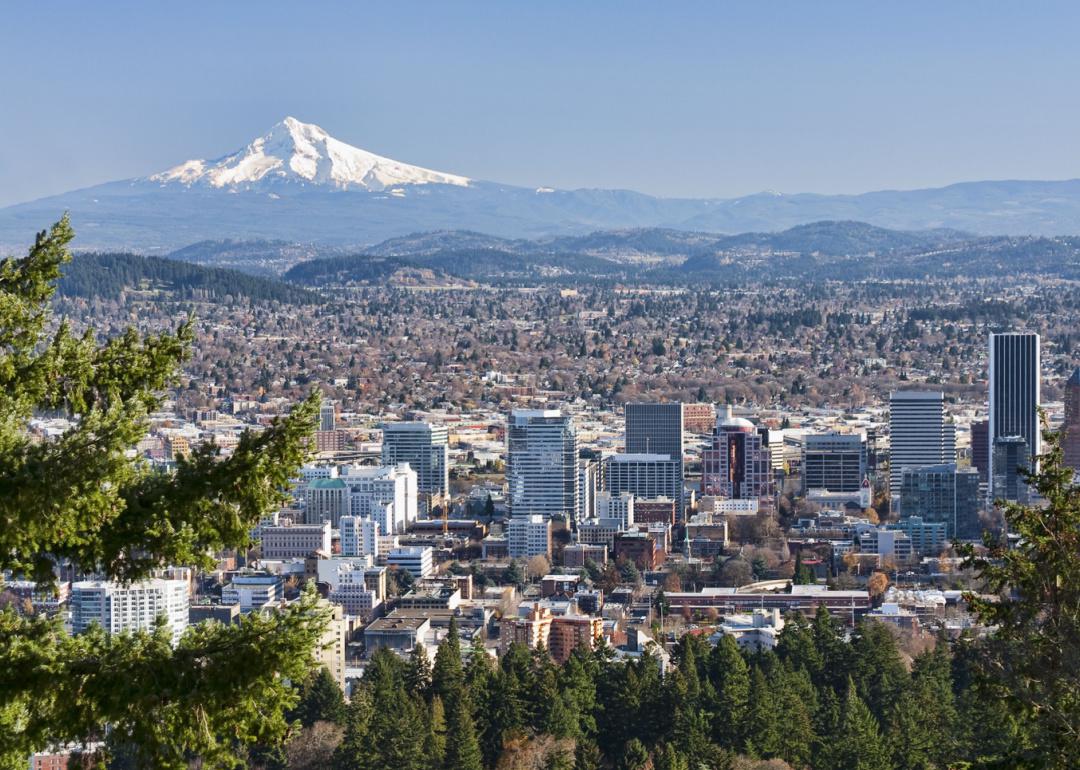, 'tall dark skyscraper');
625,402,684,515
970,420,990,483
1064,367,1080,474
988,332,1040,499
